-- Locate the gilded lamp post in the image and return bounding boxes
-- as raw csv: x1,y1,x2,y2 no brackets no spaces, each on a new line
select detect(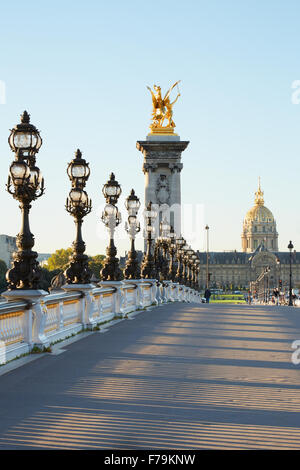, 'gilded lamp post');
180,244,188,285
124,189,141,280
190,252,198,289
175,236,185,284
185,246,194,287
100,173,122,281
157,217,171,280
288,241,294,306
168,229,177,282
195,259,200,291
6,111,44,290
64,149,92,284
141,201,157,279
